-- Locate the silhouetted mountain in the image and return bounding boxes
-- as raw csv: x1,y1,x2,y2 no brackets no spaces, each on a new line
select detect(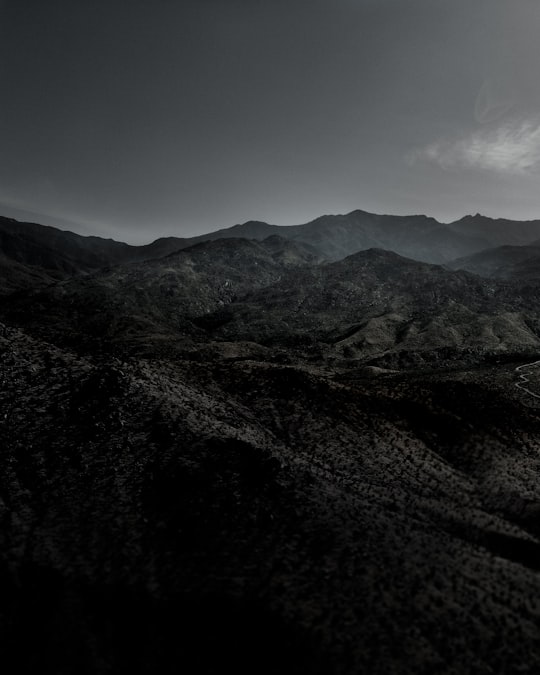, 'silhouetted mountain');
449,213,540,247
174,210,540,264
139,235,190,260
450,244,540,282
0,216,139,275
176,211,490,264
6,210,540,291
